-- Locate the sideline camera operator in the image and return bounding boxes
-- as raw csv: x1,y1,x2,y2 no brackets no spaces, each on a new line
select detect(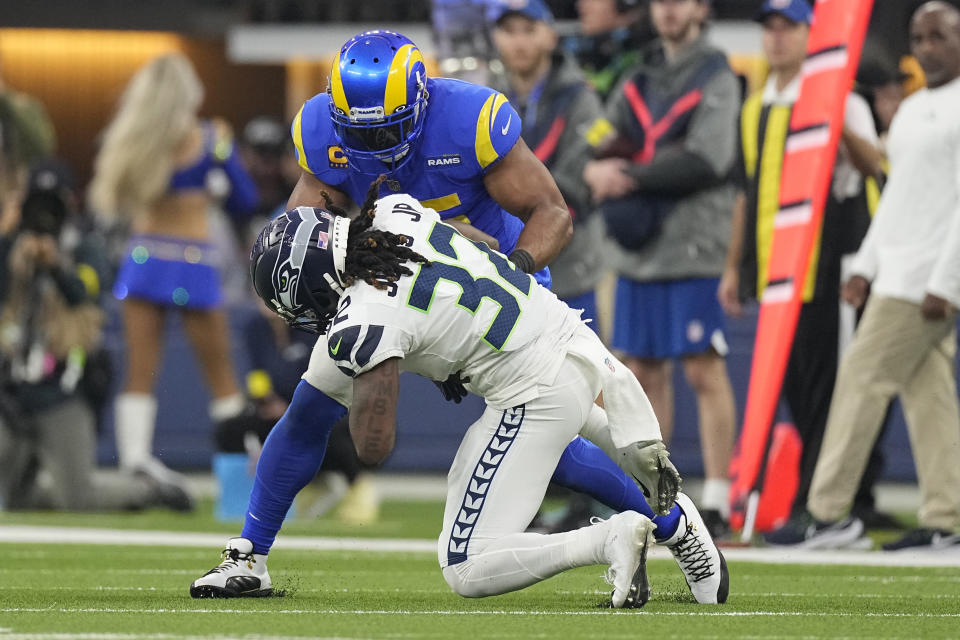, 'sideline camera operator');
0,161,187,511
